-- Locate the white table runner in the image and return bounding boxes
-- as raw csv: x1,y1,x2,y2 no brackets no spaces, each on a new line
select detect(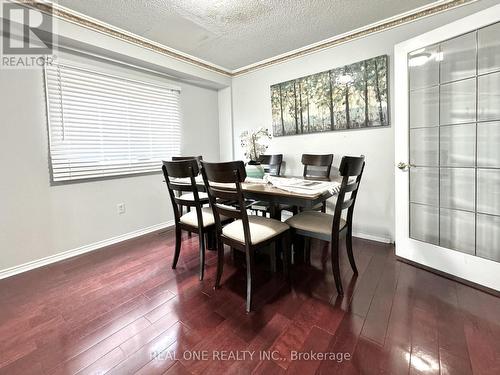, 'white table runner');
264,176,341,196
